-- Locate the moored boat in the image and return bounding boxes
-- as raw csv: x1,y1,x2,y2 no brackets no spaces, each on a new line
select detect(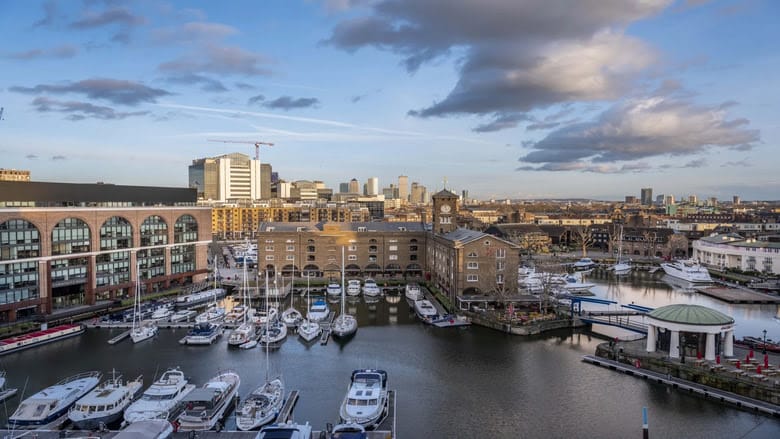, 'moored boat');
180,322,222,345
0,323,84,356
177,370,240,432
124,367,195,424
660,259,712,283
257,422,313,438
307,298,330,323
0,370,18,403
404,283,422,301
573,257,596,271
131,263,158,344
235,378,284,431
326,280,342,297
362,279,381,297
346,279,362,297
338,369,388,429
413,299,439,324
431,314,471,328
115,419,174,439
68,372,143,430
175,288,226,309
170,309,197,322
7,371,102,430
